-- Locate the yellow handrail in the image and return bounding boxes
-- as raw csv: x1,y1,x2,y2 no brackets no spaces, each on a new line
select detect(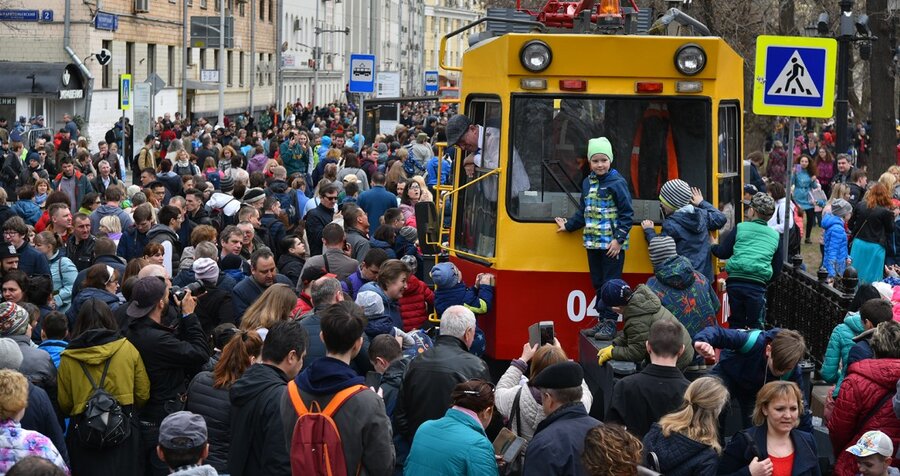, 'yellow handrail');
429,167,501,265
